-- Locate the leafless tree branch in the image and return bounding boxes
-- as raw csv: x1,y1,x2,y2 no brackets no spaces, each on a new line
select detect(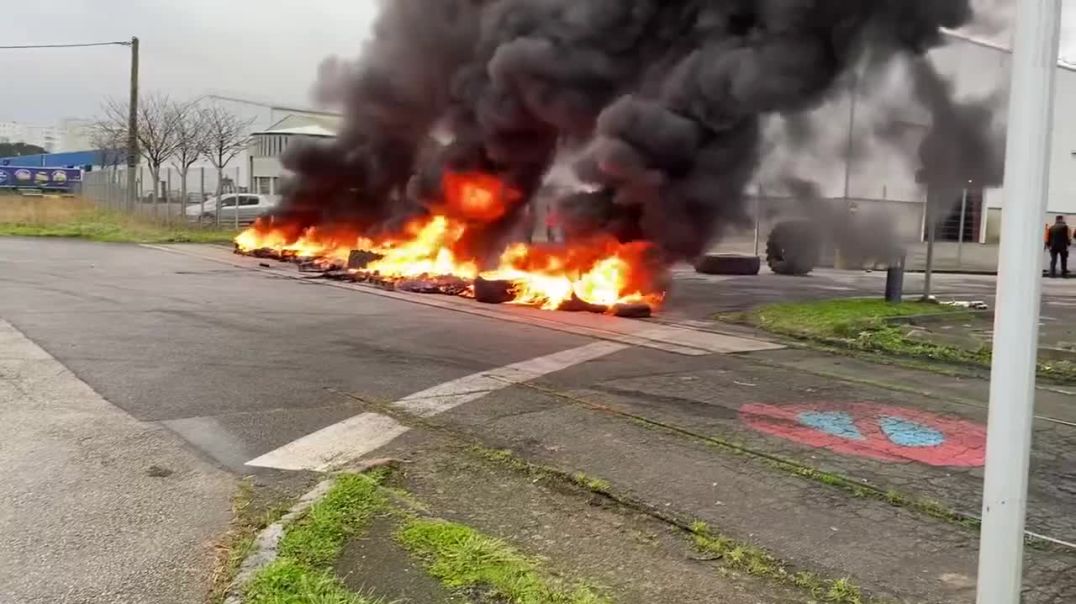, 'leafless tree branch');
200,103,255,212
